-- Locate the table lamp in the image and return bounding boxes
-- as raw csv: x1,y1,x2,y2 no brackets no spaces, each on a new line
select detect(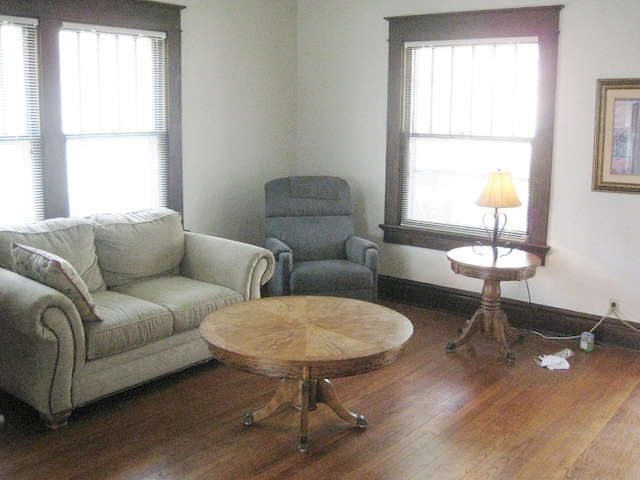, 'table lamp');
475,170,521,261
